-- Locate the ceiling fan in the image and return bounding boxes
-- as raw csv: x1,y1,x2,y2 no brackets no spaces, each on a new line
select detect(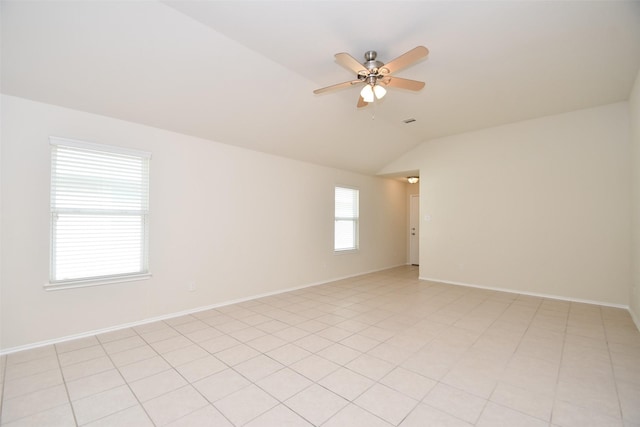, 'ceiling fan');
313,46,429,108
